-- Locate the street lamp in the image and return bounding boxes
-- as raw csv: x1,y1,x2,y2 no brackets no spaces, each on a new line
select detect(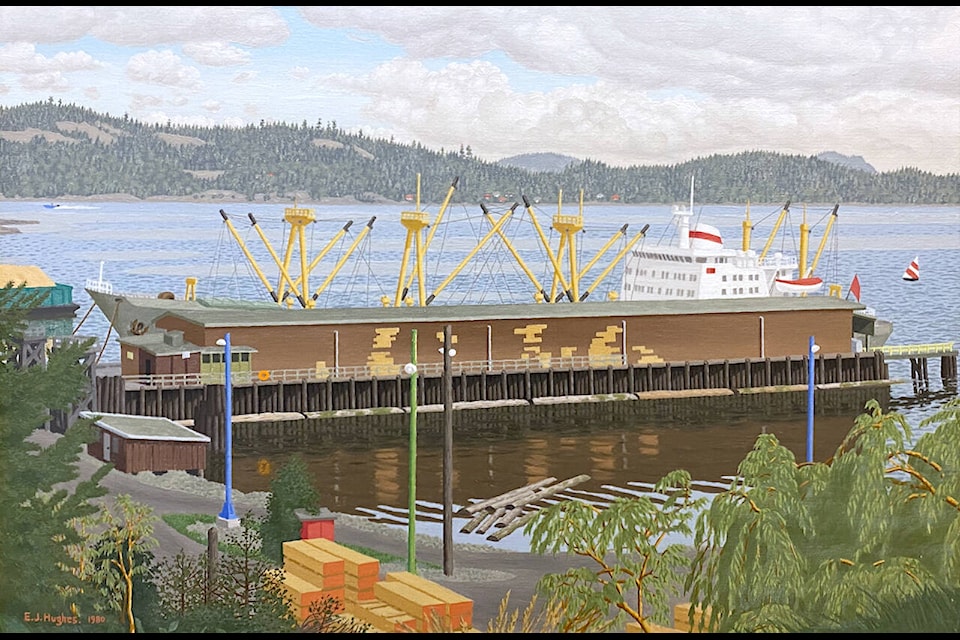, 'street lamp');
441,326,455,576
216,333,239,528
806,336,820,463
405,329,418,574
